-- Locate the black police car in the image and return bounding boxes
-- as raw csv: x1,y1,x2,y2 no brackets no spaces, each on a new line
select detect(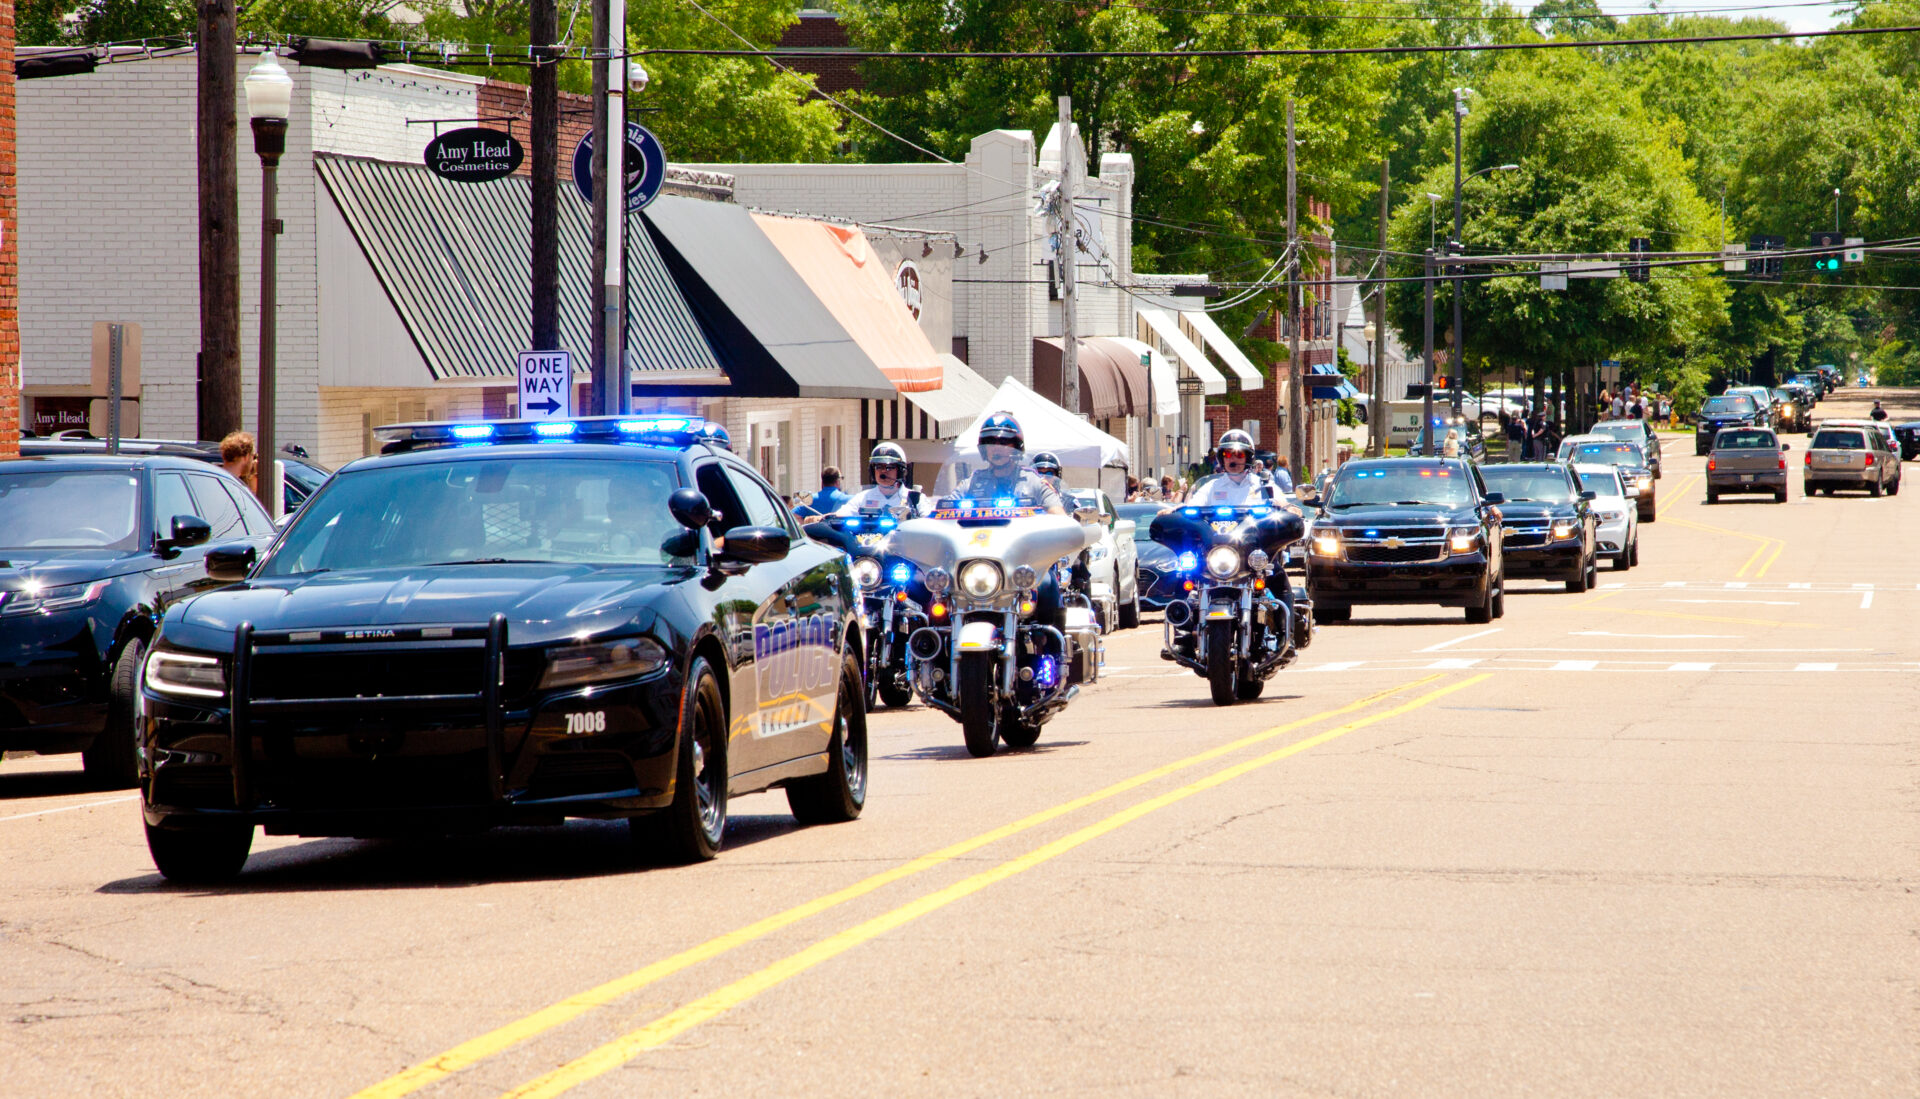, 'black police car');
1477,463,1600,592
137,416,866,882
1,455,275,786
1694,393,1767,455
1305,457,1507,624
1893,421,1920,461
